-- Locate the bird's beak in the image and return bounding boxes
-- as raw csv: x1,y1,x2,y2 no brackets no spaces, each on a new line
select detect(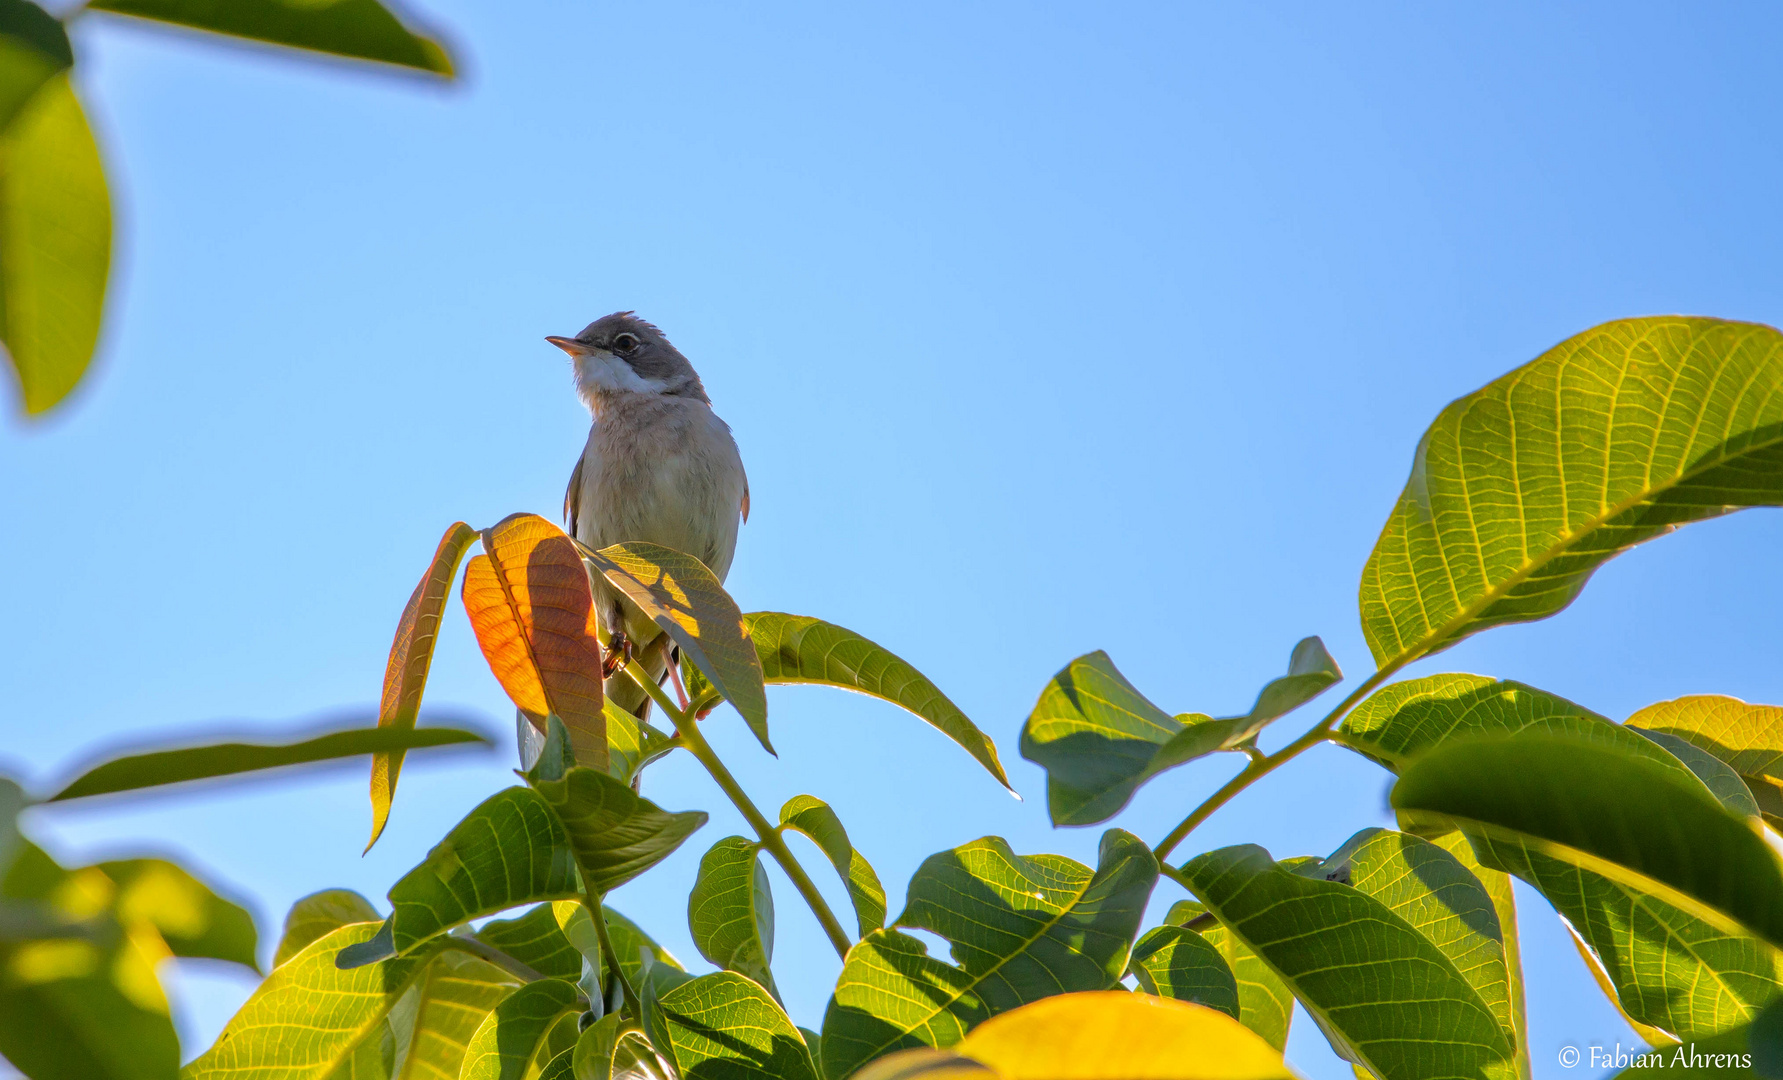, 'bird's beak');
545,335,587,356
